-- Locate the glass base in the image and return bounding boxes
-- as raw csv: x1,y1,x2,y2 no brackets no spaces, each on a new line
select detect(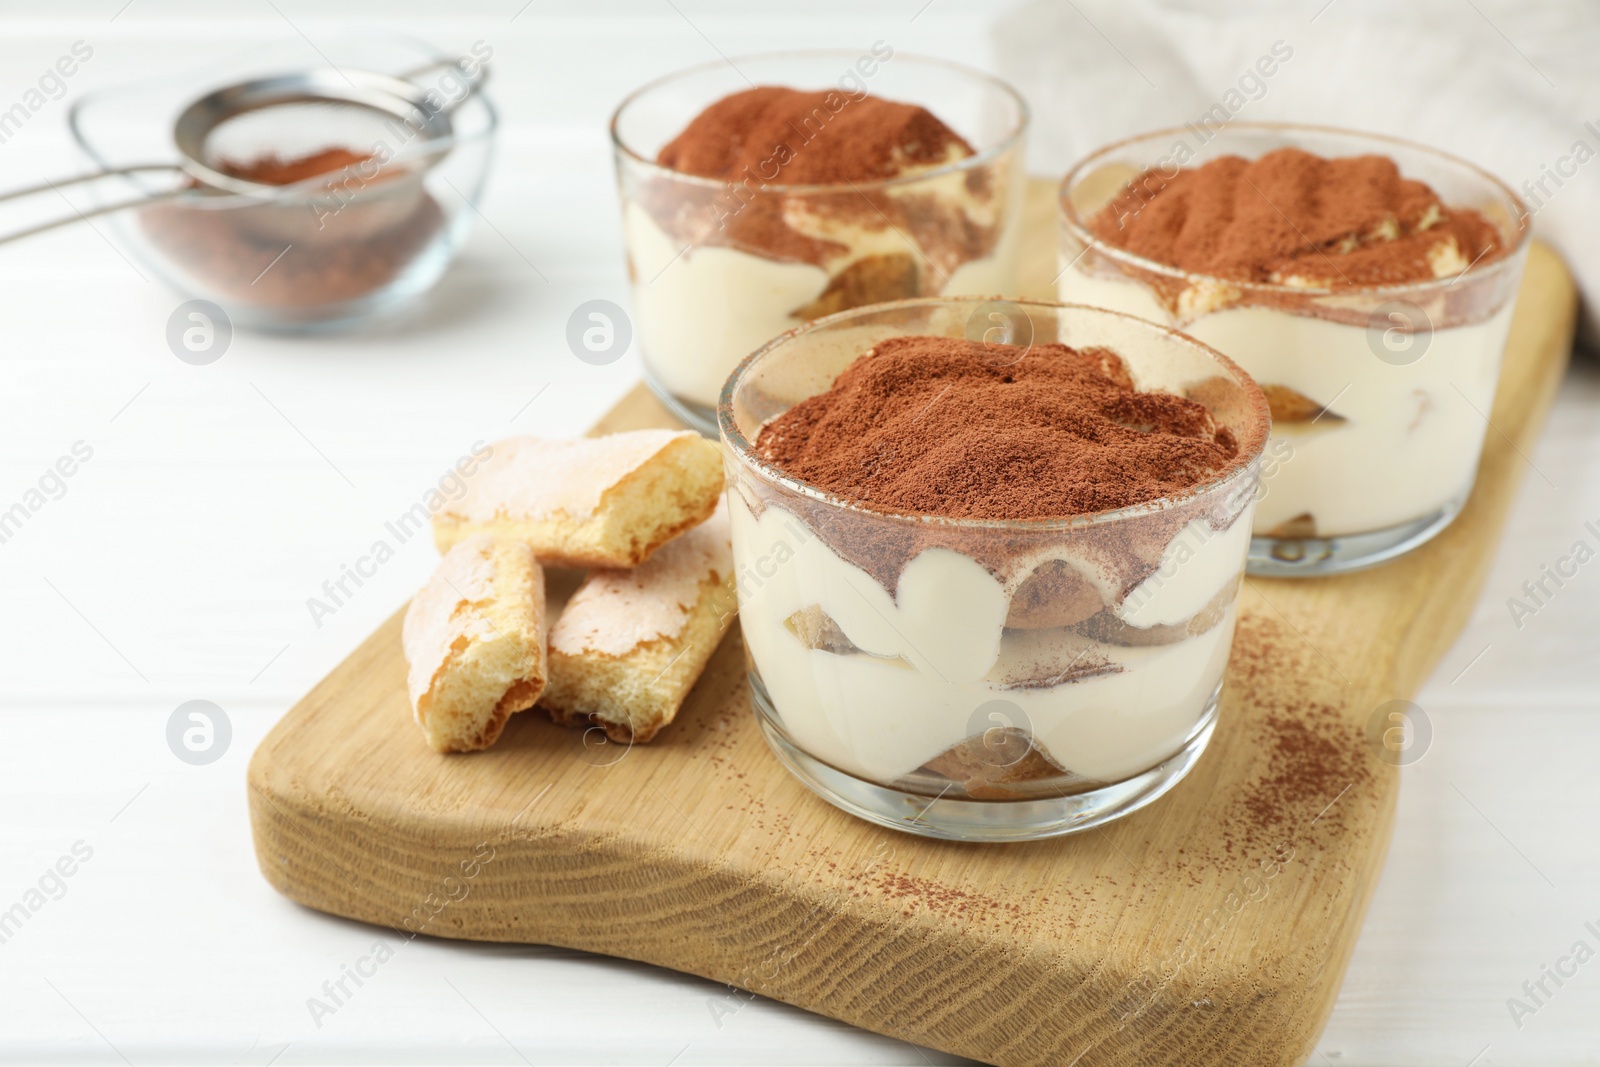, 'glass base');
749,674,1220,842
643,366,719,437
114,195,468,334
1247,497,1463,578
